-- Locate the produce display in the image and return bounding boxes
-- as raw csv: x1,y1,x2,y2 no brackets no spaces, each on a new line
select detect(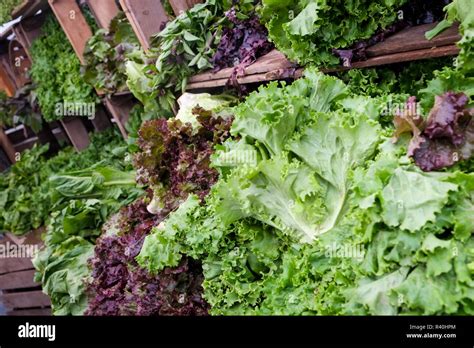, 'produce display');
0,0,473,321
